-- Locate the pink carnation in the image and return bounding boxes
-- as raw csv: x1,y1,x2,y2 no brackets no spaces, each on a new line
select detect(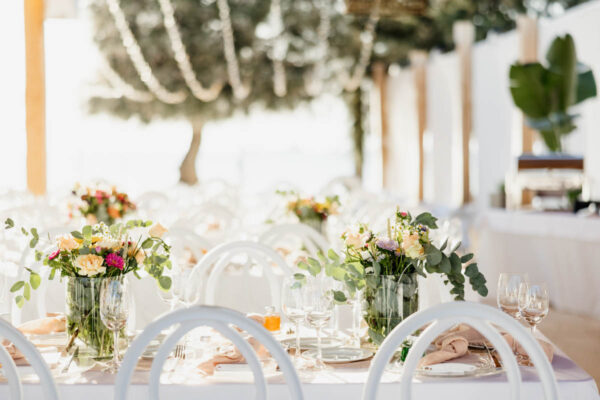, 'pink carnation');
48,249,60,261
105,253,124,270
